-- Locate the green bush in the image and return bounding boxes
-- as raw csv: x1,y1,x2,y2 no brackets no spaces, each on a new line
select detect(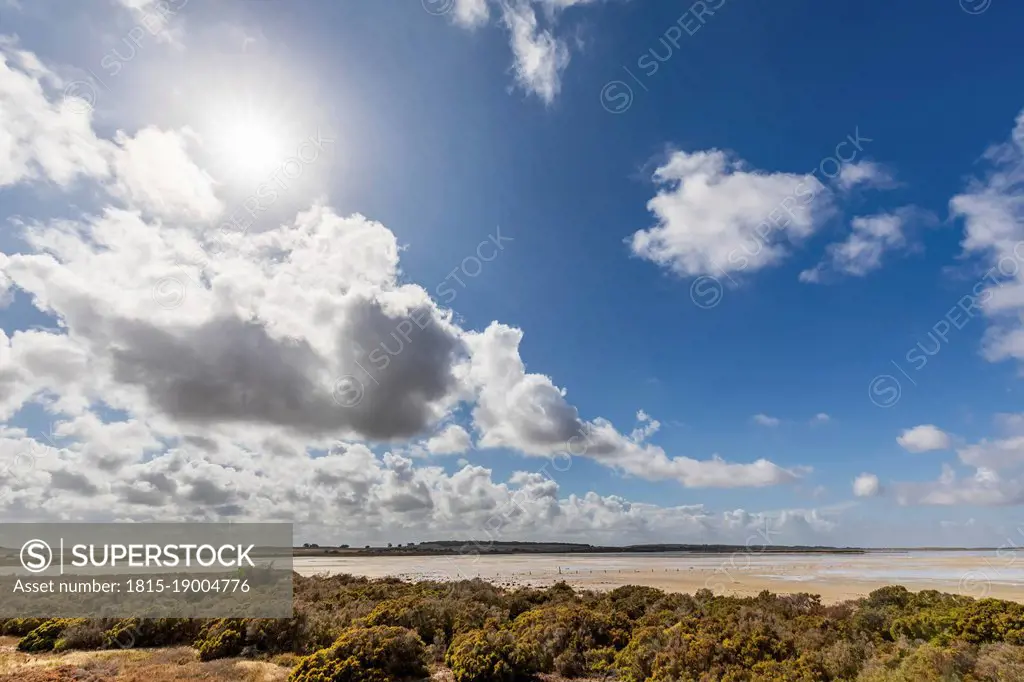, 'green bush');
7,572,1024,682
103,617,203,649
445,628,536,682
195,618,246,661
864,586,913,610
54,621,105,651
18,618,86,652
604,585,669,620
290,626,427,682
858,642,976,682
954,598,1024,644
509,604,625,676
612,626,665,682
1,618,46,636
364,595,451,645
747,655,827,682
245,617,307,654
